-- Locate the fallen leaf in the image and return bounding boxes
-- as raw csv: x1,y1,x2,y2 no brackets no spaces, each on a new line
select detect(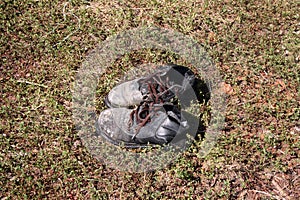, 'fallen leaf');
221,82,234,95
275,79,286,91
